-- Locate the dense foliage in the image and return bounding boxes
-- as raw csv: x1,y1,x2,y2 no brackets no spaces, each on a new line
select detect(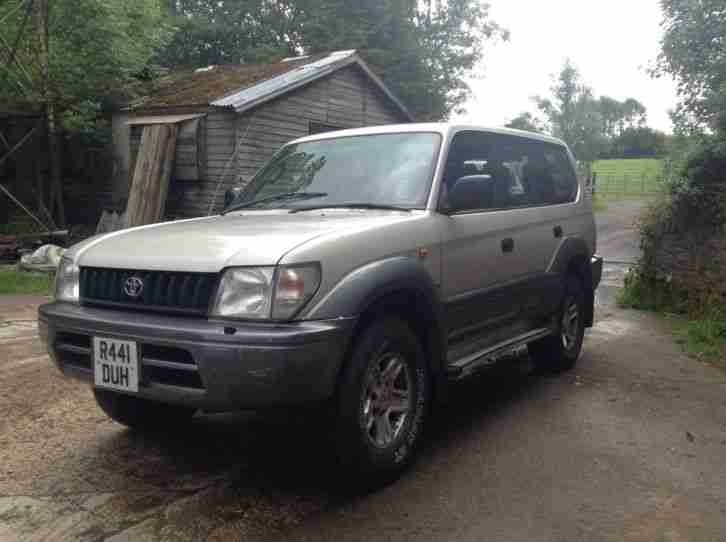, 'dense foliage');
619,0,726,335
656,0,726,229
157,0,300,67
0,0,170,142
657,0,726,134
